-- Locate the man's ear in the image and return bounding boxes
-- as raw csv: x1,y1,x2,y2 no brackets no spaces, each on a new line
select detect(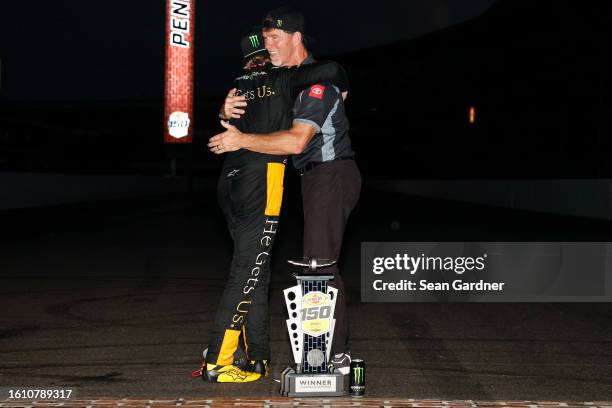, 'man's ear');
293,31,302,46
